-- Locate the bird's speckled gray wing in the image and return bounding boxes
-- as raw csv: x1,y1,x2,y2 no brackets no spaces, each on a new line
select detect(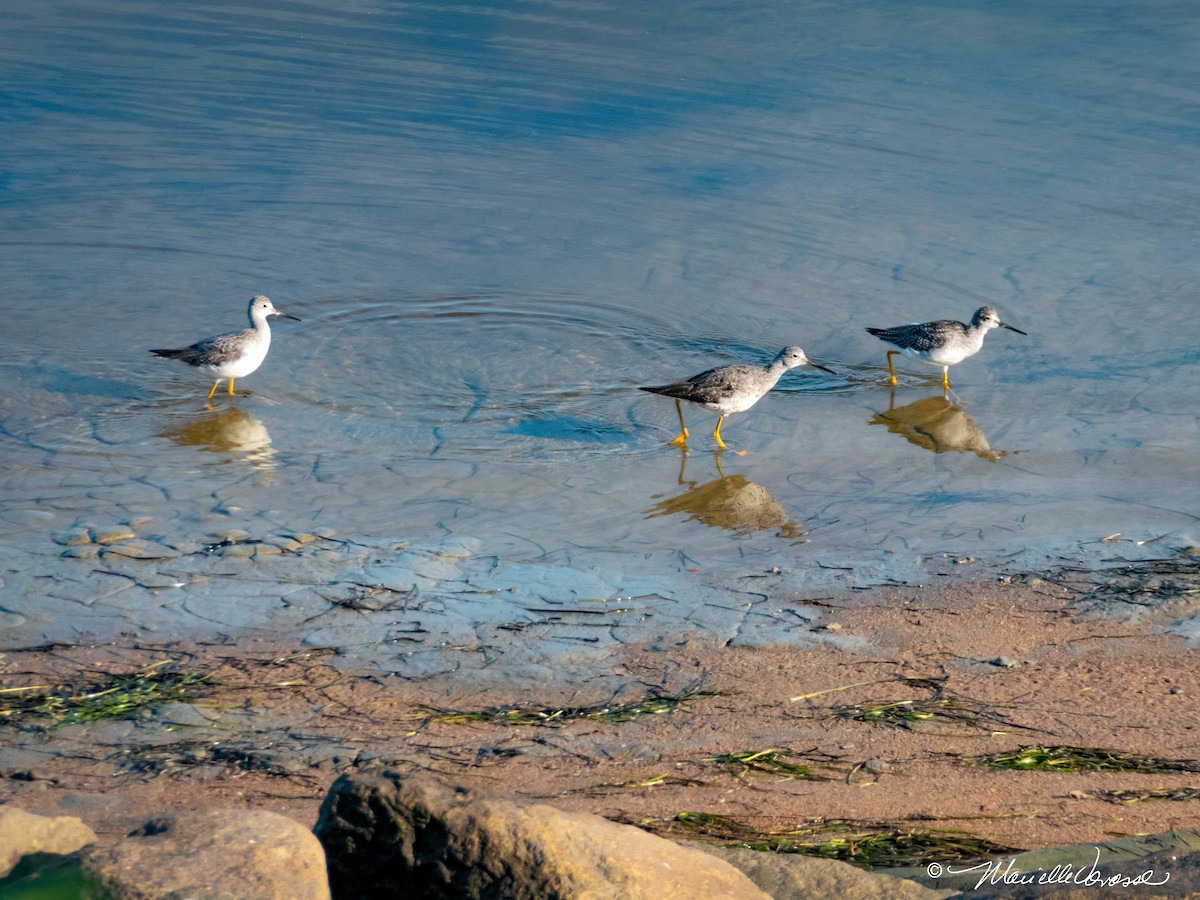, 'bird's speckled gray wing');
641,363,761,403
865,320,962,352
151,329,252,367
